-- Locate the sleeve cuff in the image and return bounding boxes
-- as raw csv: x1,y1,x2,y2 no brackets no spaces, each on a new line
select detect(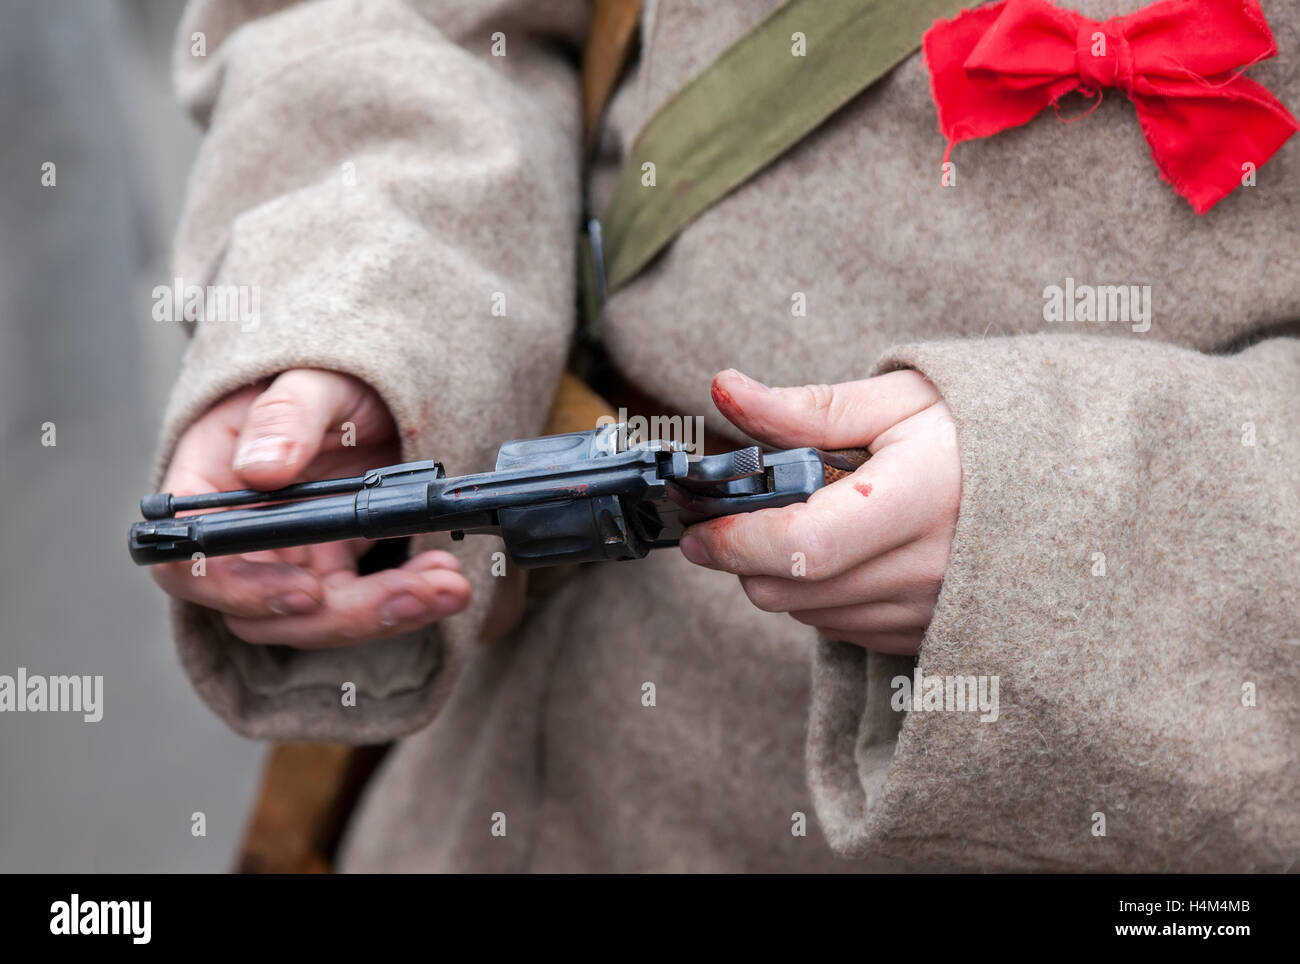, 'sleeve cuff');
807,333,1300,871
